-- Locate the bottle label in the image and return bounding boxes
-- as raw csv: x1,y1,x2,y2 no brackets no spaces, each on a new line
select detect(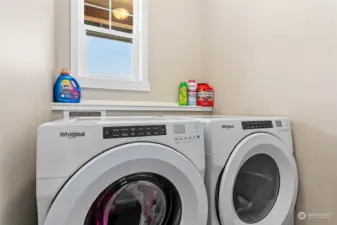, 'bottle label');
188,92,197,98
188,91,197,105
180,87,187,104
197,90,213,106
60,80,79,100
